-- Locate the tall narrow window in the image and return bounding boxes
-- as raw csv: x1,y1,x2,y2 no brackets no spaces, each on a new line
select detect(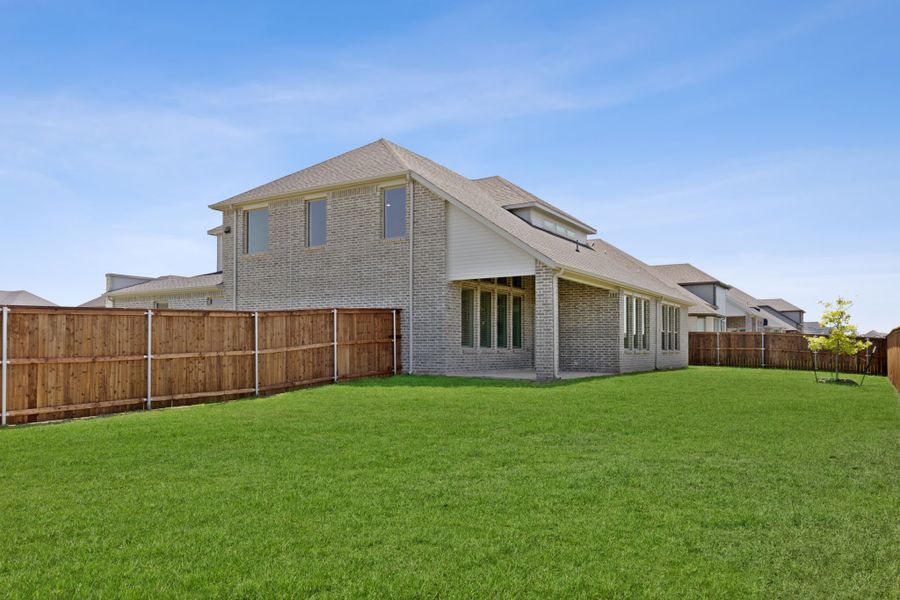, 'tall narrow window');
512,296,522,348
461,289,474,347
245,208,268,255
634,298,643,350
496,294,509,348
307,199,327,247
624,295,634,350
674,307,681,351
479,291,492,348
661,304,670,351
383,187,406,238
642,299,650,349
